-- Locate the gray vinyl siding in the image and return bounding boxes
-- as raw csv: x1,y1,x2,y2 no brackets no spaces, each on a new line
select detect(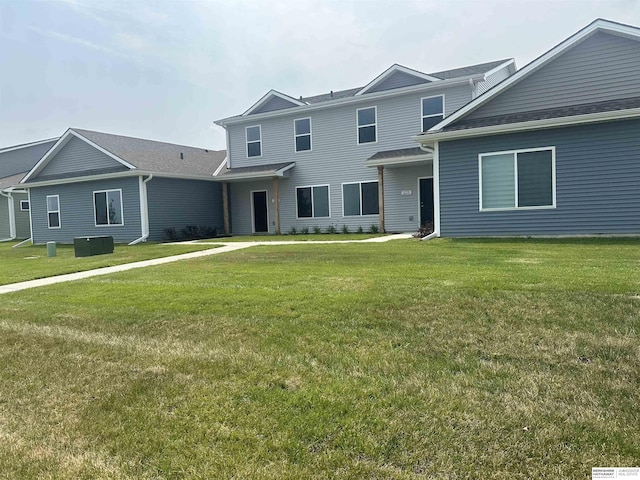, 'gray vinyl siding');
252,96,299,115
467,32,640,119
0,198,8,238
226,84,472,234
229,180,276,235
476,64,512,96
147,178,223,241
35,136,128,179
13,192,30,238
366,71,431,94
439,118,640,237
384,163,433,232
0,140,56,178
30,177,141,244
